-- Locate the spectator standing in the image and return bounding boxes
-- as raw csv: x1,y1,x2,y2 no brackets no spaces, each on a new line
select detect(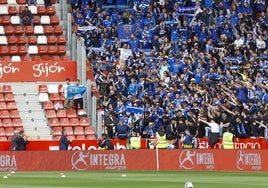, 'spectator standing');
61,78,74,109
98,133,114,150
10,130,19,151
59,129,71,150
20,6,33,28
104,112,116,139
16,130,30,151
